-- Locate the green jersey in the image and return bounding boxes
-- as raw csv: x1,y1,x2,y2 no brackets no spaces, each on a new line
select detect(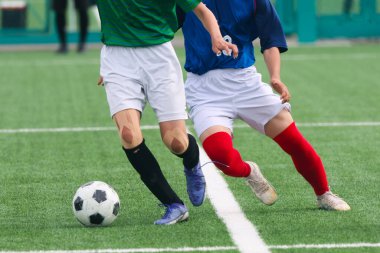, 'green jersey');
97,0,201,47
